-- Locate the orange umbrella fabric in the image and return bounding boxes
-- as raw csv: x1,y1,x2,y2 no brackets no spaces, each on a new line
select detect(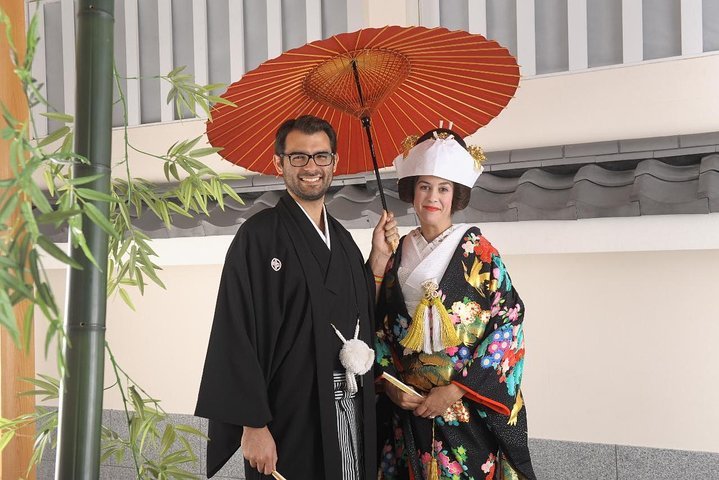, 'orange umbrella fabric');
207,25,519,176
